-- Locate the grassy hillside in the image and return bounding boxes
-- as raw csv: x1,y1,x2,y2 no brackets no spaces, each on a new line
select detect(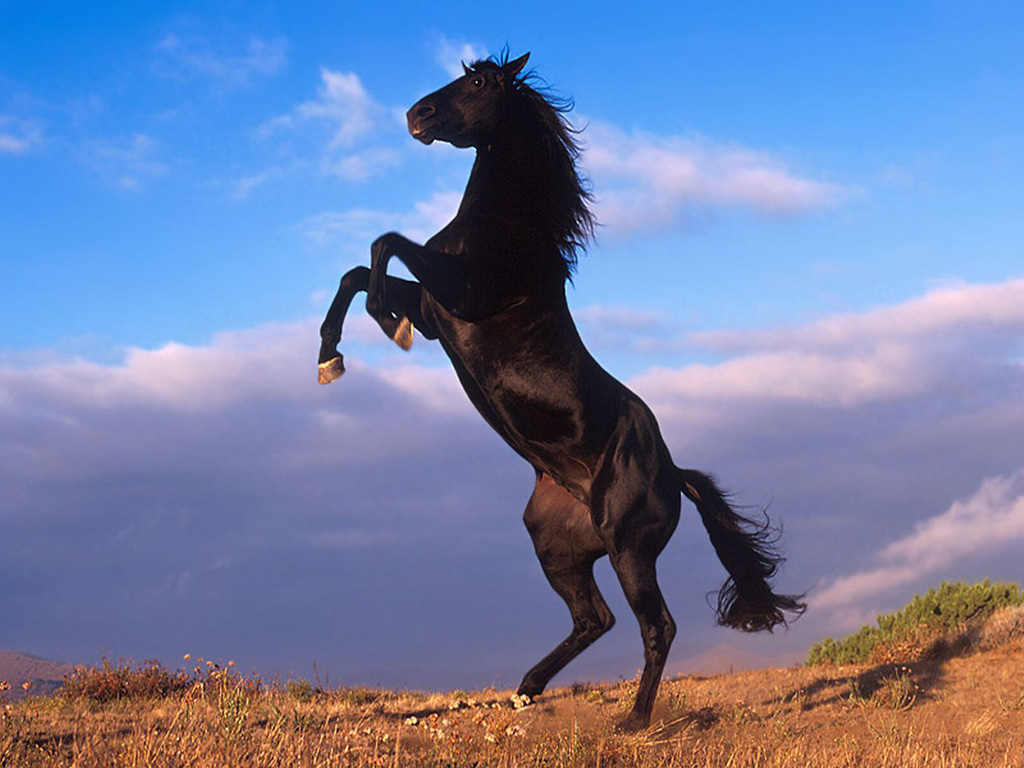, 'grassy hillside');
3,605,1023,766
